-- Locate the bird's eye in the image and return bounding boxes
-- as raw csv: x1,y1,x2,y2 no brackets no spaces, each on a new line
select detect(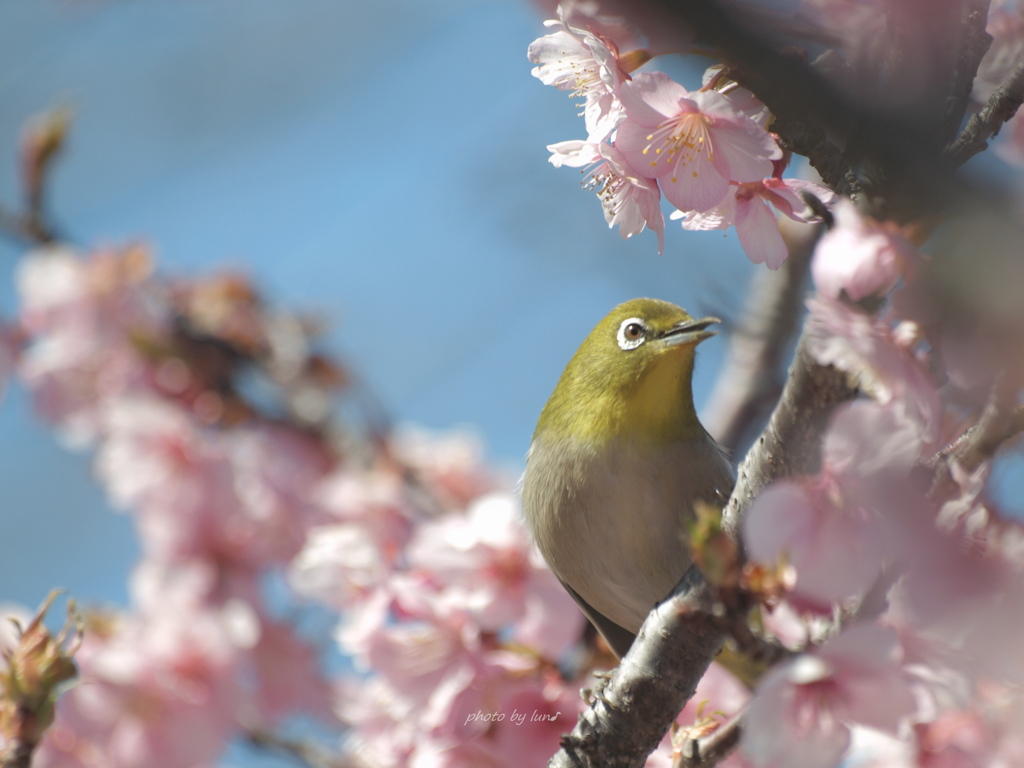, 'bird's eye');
616,318,647,350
